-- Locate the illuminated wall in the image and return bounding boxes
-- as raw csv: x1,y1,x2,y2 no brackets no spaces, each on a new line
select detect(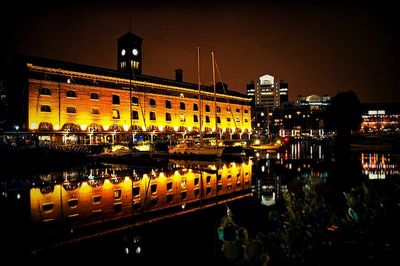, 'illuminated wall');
29,161,252,226
27,65,252,134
